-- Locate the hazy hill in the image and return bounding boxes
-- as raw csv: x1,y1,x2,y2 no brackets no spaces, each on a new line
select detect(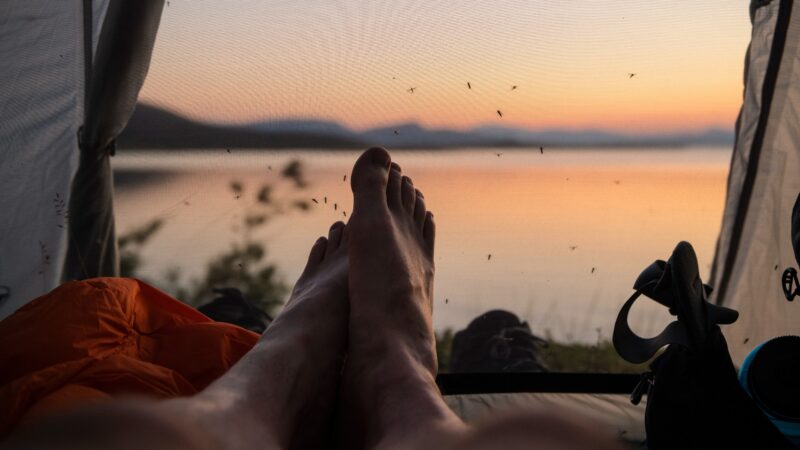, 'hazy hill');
118,104,365,149
470,125,734,147
246,119,357,139
119,103,734,150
